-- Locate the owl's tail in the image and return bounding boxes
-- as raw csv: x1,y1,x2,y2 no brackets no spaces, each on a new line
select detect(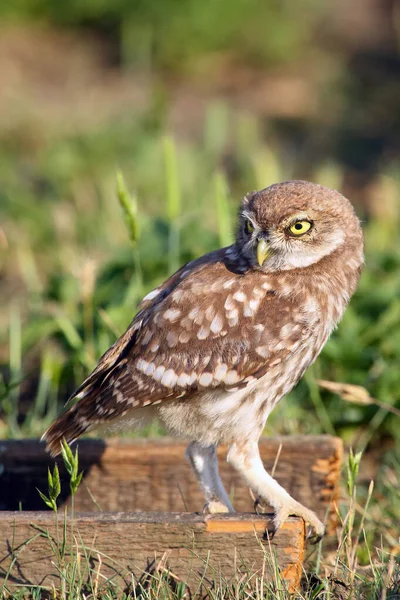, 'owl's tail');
41,405,90,457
